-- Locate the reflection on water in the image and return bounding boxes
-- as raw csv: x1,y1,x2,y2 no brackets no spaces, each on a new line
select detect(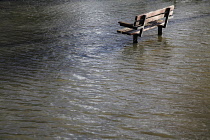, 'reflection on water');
0,0,210,139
